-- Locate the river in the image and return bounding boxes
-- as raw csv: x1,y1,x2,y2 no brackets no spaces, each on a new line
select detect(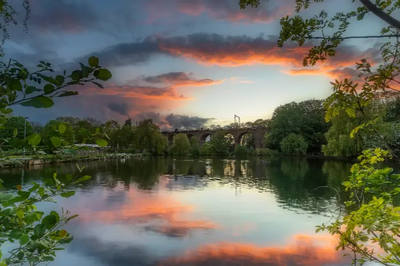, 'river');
0,157,357,265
